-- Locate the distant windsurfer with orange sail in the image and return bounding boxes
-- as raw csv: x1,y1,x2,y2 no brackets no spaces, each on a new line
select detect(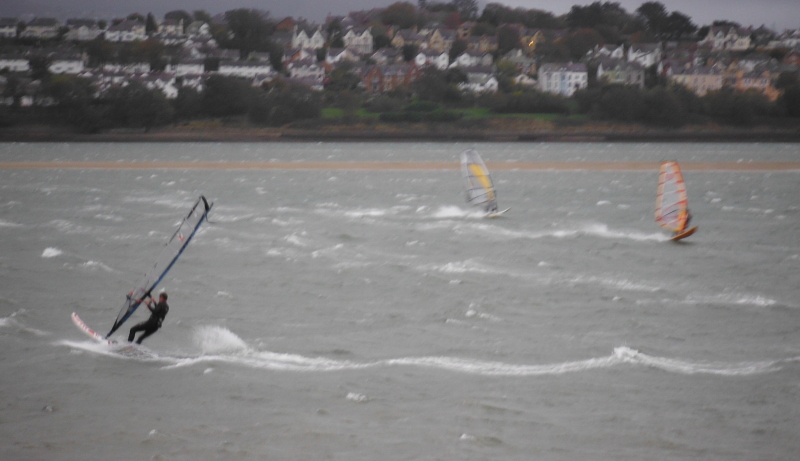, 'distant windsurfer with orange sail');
460,149,510,218
655,161,697,241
